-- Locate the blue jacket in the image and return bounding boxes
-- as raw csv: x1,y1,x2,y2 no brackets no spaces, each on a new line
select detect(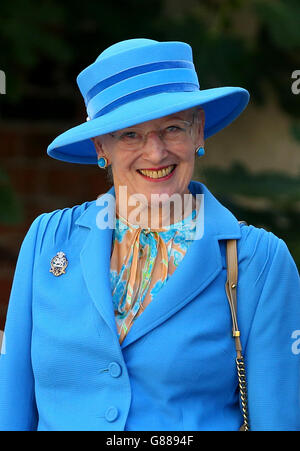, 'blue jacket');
0,181,299,431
